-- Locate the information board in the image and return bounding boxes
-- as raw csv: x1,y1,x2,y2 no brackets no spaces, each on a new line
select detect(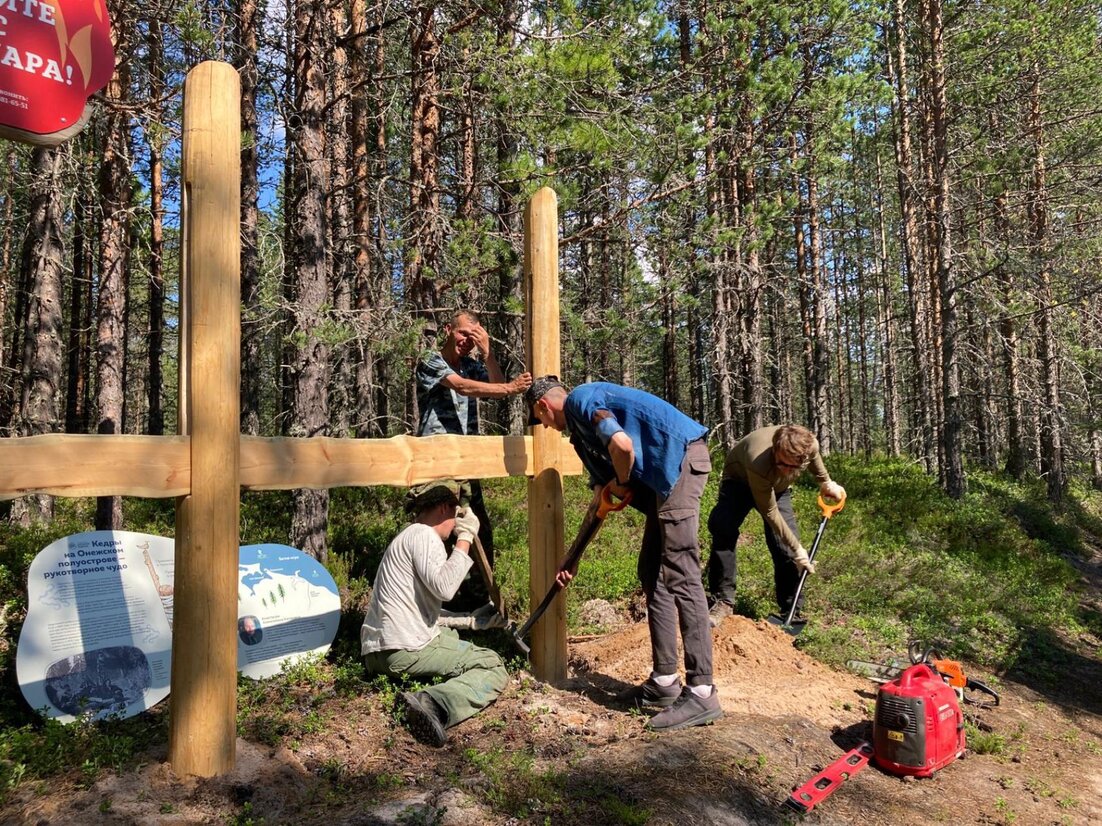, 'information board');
16,531,174,723
236,543,342,680
17,534,342,721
